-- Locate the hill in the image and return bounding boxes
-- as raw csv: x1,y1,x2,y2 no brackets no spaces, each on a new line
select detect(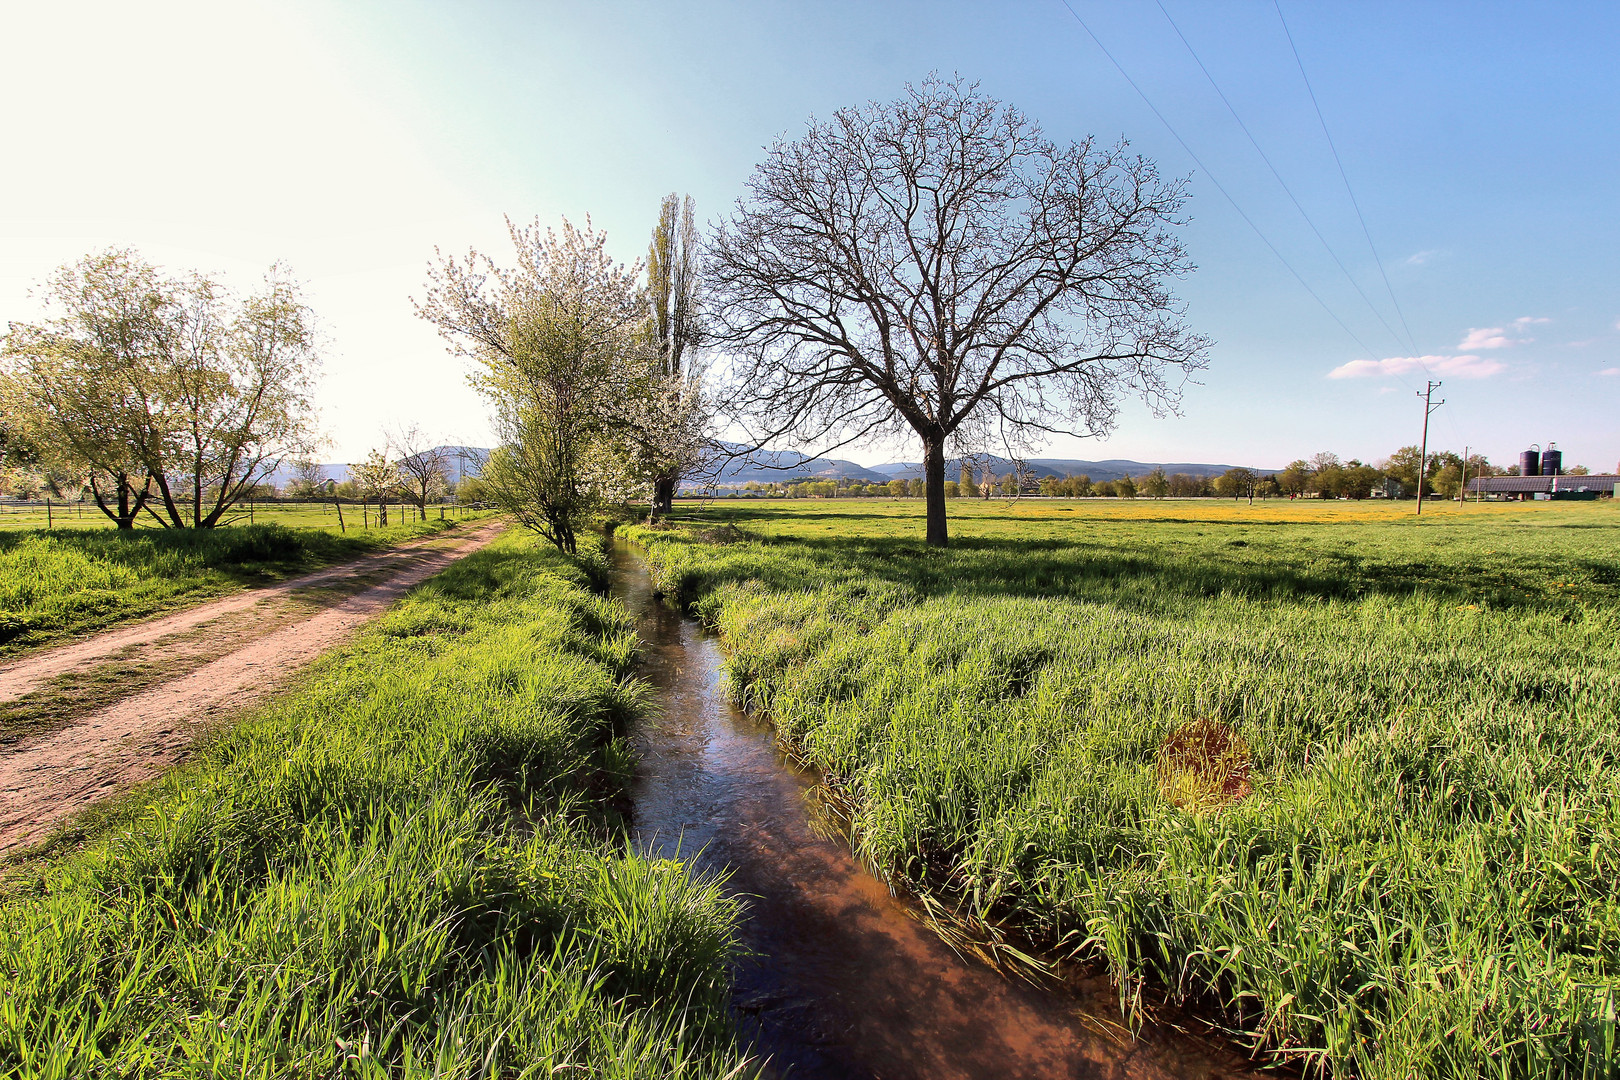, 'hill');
866,455,1266,483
